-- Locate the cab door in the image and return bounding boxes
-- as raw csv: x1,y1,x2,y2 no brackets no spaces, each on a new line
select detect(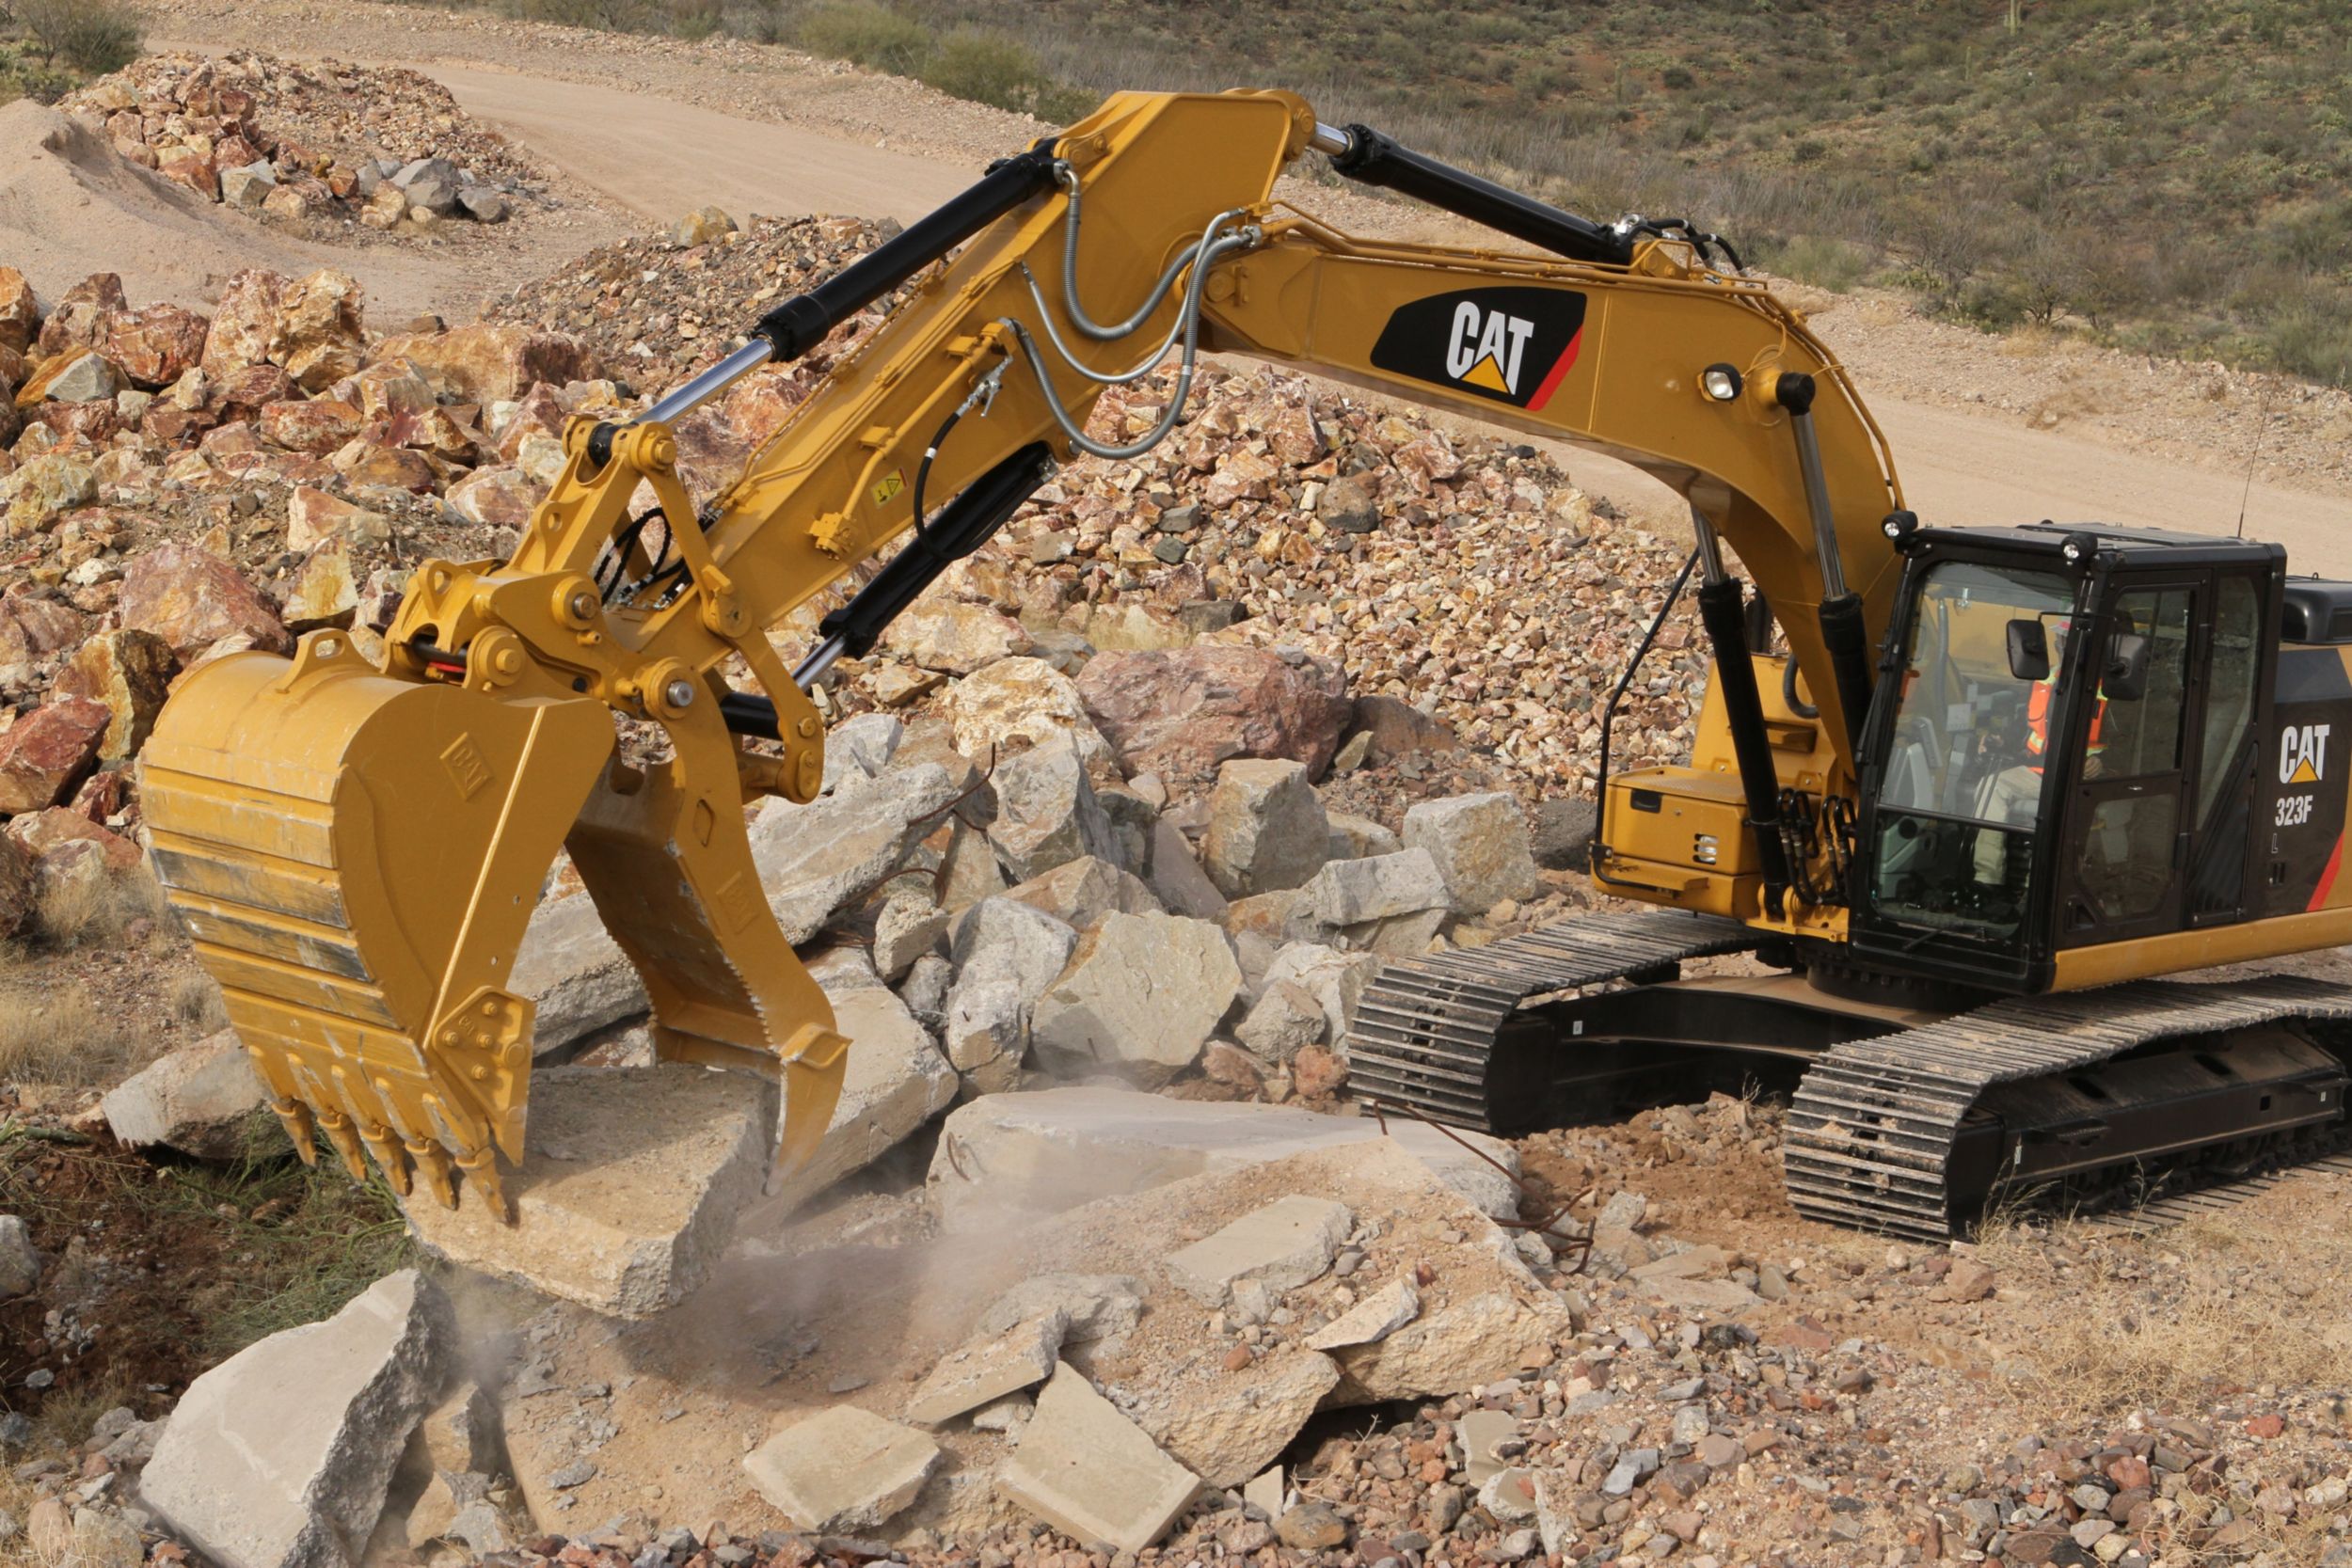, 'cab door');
2055,578,2198,944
